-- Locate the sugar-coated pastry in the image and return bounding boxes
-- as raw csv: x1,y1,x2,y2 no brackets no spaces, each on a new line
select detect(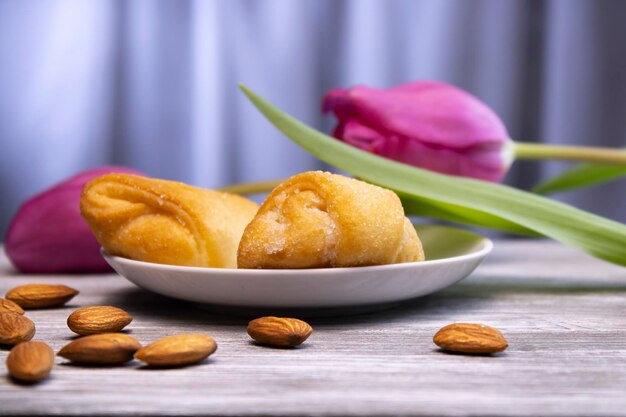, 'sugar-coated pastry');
81,174,258,268
237,171,424,269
